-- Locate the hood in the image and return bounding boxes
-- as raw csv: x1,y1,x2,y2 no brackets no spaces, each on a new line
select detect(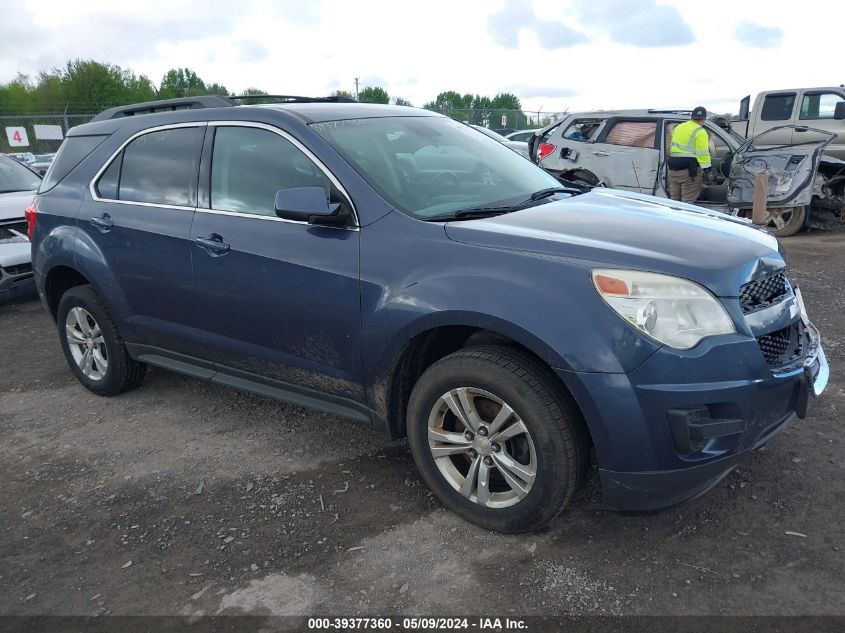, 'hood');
0,190,35,222
444,188,783,297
